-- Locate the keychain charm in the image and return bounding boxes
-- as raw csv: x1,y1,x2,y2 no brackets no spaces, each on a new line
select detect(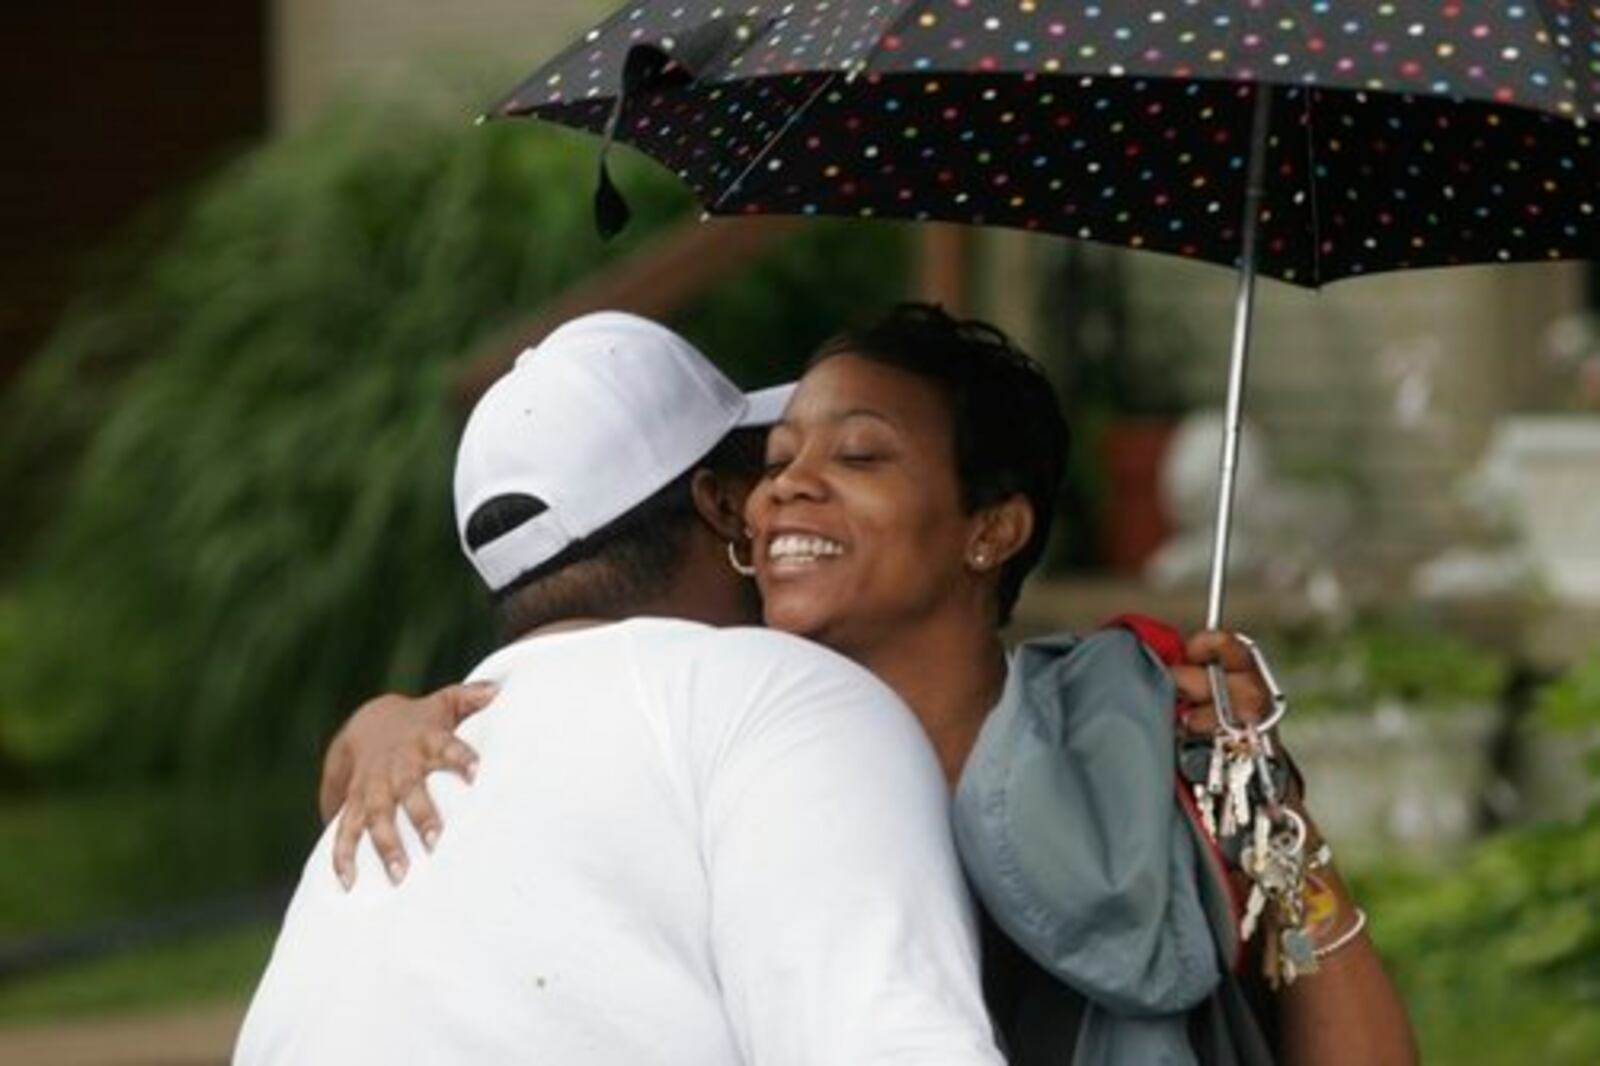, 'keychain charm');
1183,632,1324,987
